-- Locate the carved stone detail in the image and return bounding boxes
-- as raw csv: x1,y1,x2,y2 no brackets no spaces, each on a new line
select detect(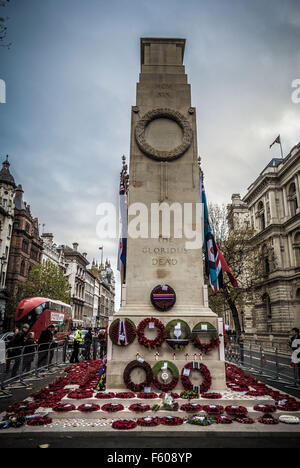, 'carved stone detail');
135,108,193,161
